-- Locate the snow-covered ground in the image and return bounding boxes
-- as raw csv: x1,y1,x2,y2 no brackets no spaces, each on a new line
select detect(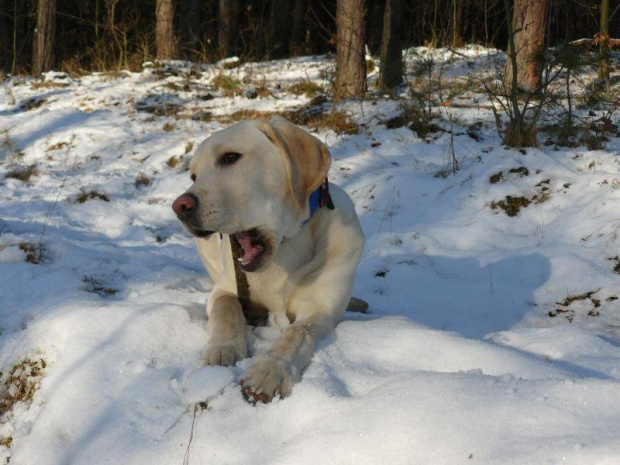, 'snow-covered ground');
1,47,620,464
